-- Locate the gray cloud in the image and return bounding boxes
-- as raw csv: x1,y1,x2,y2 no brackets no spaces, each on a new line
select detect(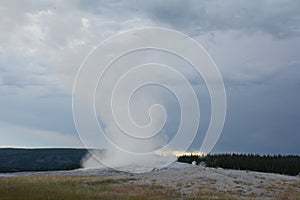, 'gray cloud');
0,0,299,154
73,0,300,38
138,0,300,38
